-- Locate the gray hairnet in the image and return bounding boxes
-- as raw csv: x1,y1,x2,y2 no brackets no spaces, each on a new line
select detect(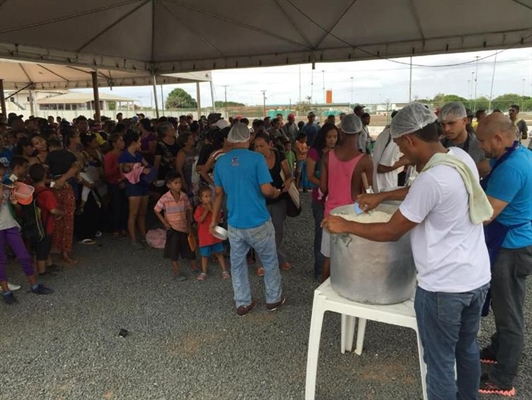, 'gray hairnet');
340,114,363,134
227,123,250,143
390,103,438,138
438,102,467,122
